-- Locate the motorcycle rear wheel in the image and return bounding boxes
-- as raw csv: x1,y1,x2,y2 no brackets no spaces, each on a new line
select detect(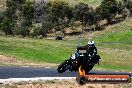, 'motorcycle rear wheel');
76,72,86,85
84,65,94,74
